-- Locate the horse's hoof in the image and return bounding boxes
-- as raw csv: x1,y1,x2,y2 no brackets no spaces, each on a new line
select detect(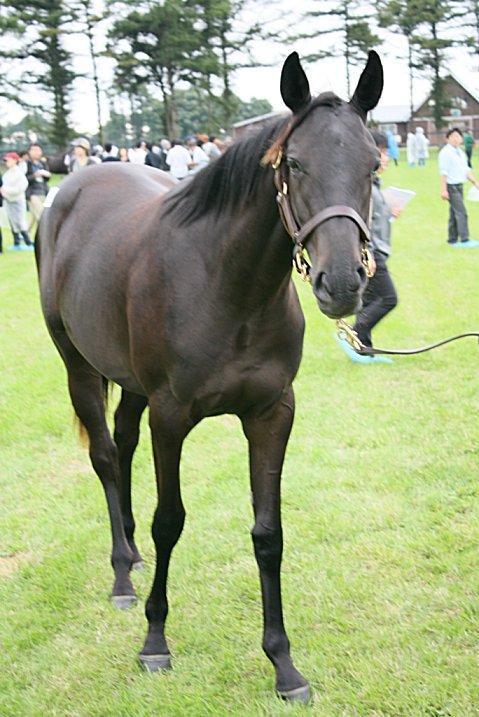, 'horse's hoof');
111,594,137,610
139,653,172,673
131,560,144,571
277,683,312,704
